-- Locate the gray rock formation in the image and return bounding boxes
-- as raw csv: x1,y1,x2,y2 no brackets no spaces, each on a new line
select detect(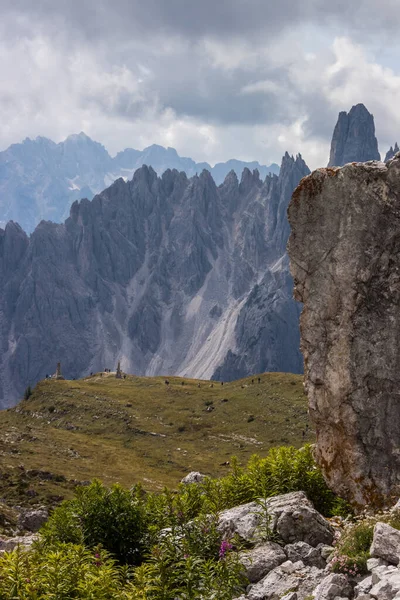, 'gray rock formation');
239,543,287,583
288,156,400,506
0,154,305,407
328,103,380,167
213,153,309,381
385,143,400,162
0,134,279,233
371,523,400,566
217,491,333,546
